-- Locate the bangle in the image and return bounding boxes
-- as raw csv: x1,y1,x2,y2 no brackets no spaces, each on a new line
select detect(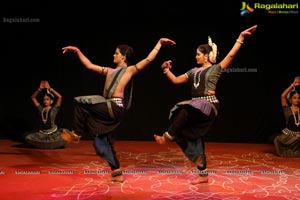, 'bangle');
163,69,169,74
101,66,105,74
154,48,159,51
236,39,243,44
134,65,140,72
